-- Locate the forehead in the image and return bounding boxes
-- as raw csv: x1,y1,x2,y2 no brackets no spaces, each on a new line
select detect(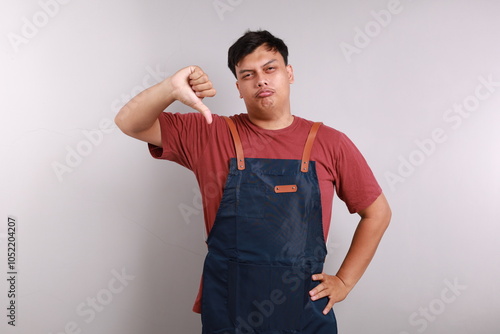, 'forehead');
236,44,285,68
